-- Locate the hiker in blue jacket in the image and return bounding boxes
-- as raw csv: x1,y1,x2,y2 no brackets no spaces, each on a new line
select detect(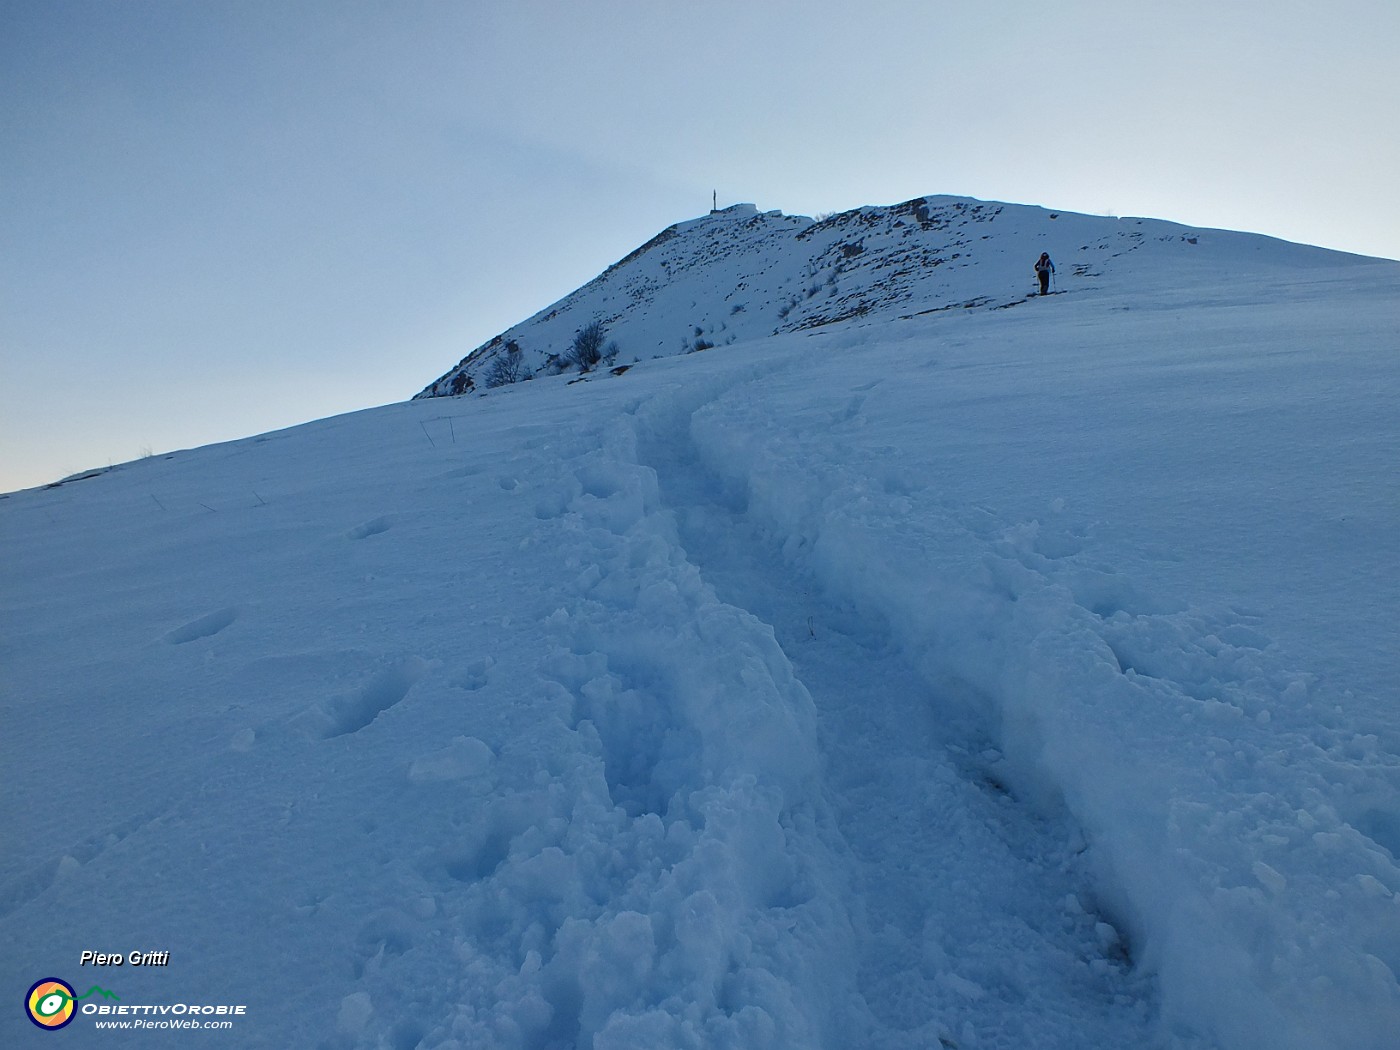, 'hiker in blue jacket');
1034,252,1055,295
